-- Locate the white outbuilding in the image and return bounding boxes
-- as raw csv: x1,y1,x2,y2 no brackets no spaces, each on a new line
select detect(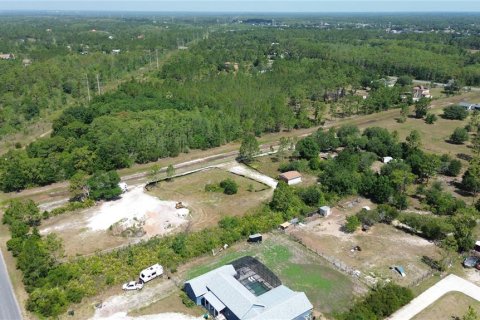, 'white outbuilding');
382,157,393,164
319,206,332,217
278,171,302,185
